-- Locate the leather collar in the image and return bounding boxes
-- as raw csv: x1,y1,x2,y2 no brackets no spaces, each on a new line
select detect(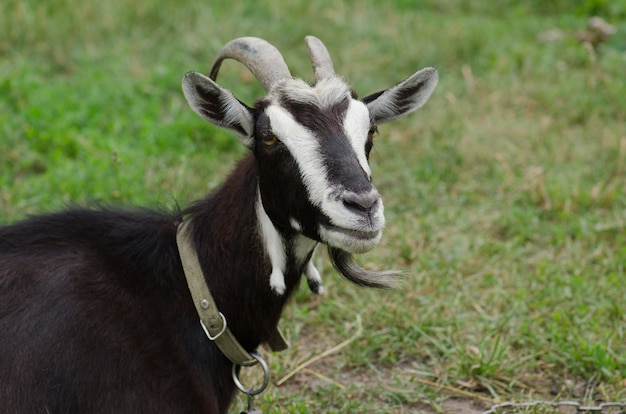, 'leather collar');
176,219,288,366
